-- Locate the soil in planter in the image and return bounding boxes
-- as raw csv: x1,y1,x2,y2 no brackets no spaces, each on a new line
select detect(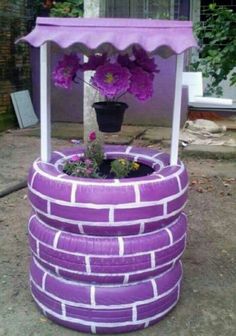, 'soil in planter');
98,160,154,179
63,160,154,179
